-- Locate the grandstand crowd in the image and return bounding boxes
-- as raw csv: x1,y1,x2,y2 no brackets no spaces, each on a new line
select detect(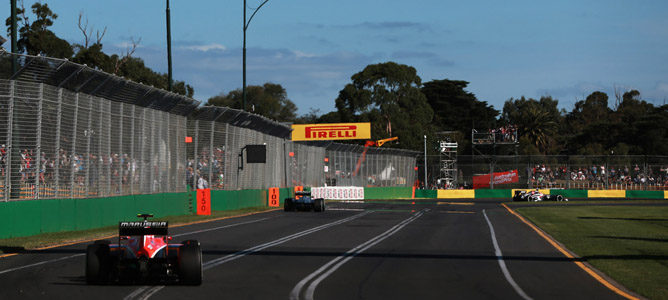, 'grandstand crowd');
530,164,668,189
473,125,518,144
